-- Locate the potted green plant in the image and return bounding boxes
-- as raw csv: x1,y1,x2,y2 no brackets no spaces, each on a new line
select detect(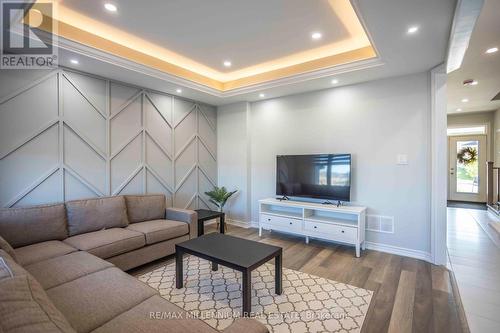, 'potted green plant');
204,186,237,212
